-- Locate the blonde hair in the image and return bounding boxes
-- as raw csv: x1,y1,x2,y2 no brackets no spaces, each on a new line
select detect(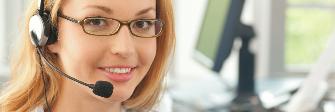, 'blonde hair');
0,0,175,111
